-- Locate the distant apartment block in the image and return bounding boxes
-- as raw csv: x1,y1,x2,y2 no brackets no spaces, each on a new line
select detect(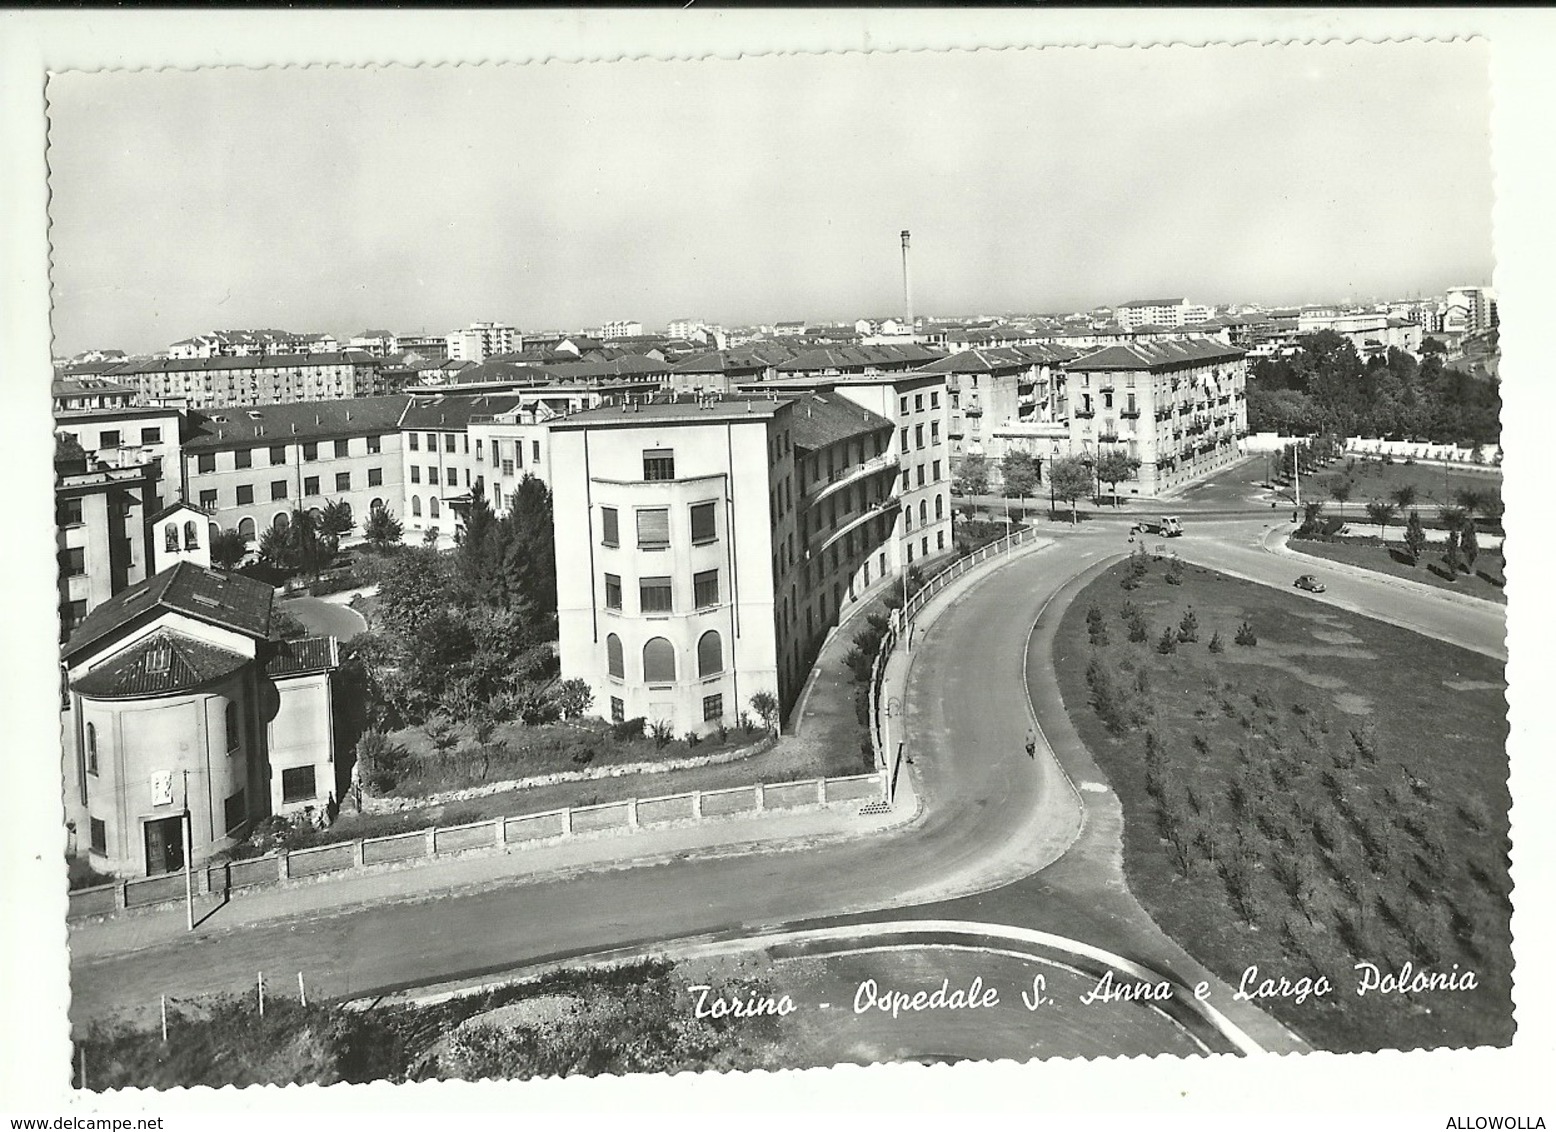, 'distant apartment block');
598,320,645,341
347,330,400,357
53,376,138,414
167,330,339,359
1115,298,1213,330
1064,338,1247,497
446,322,519,362
111,352,389,410
1444,286,1497,335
